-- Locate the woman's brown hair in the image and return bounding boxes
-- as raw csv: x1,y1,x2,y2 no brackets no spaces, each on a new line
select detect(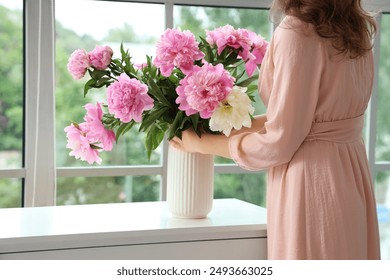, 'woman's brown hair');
271,0,377,58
